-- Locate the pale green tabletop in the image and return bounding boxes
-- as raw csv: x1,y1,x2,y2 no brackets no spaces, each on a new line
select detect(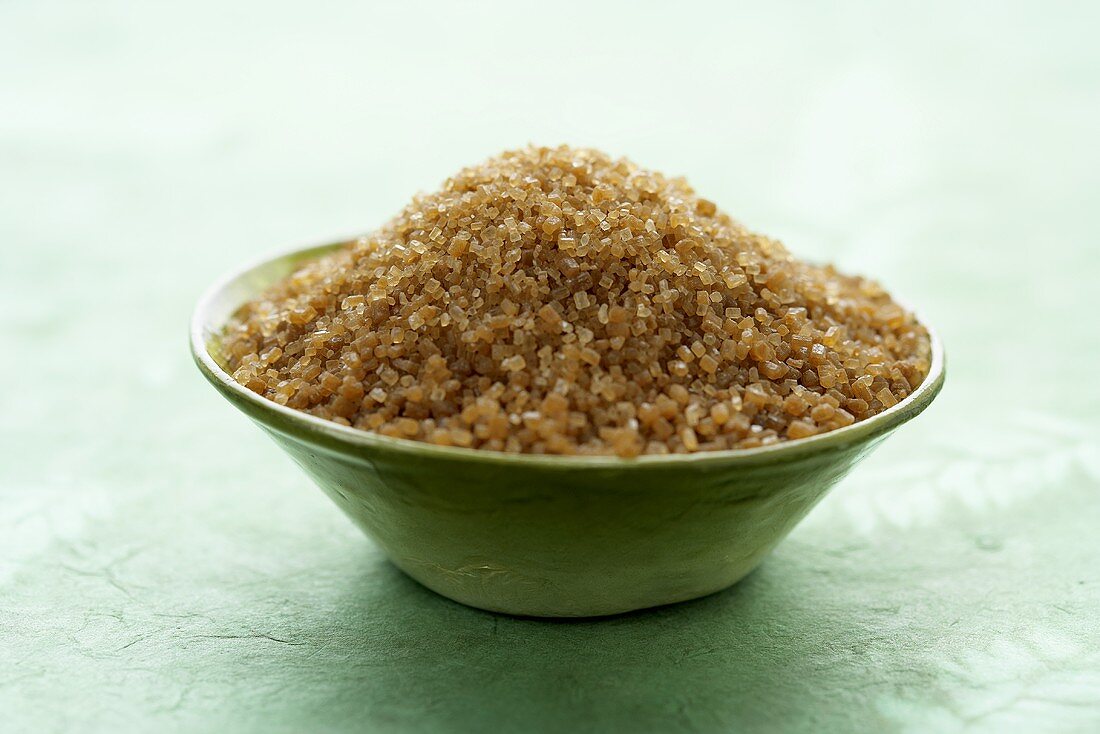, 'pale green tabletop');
2,2,1098,732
